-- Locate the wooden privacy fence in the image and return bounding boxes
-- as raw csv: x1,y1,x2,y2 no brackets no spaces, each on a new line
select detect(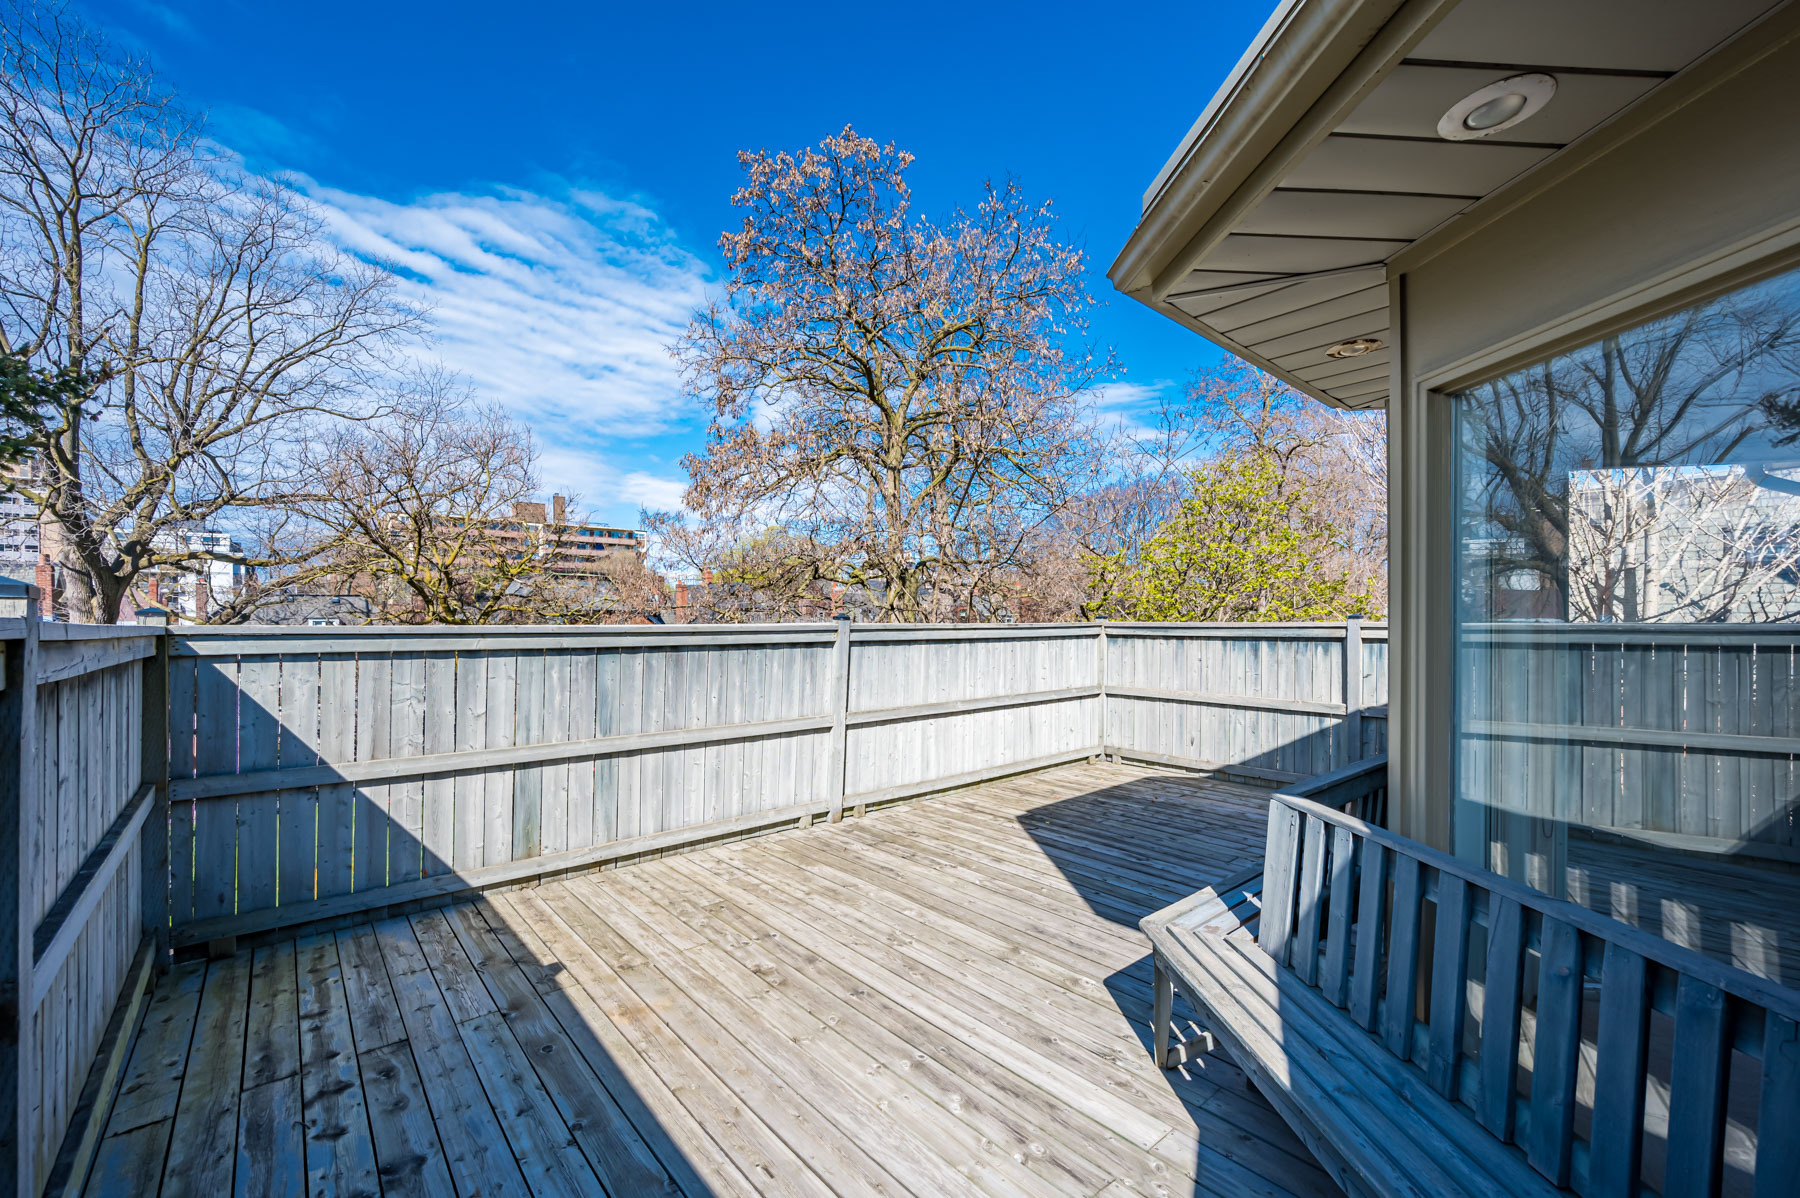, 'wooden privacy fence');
161,619,1389,946
1462,623,1800,865
1103,621,1389,776
1,586,164,1198
19,607,1800,1194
